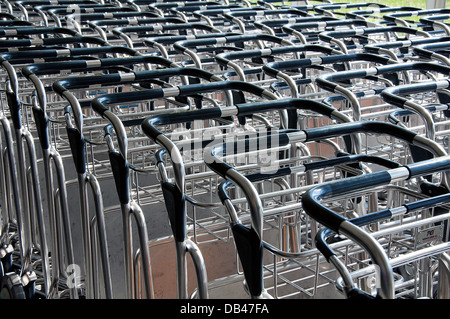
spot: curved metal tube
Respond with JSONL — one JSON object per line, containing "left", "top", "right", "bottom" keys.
{"left": 380, "top": 80, "right": 450, "bottom": 140}
{"left": 316, "top": 61, "right": 450, "bottom": 122}
{"left": 263, "top": 52, "right": 396, "bottom": 98}
{"left": 302, "top": 156, "right": 450, "bottom": 298}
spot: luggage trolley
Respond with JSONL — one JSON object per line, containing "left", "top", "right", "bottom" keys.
{"left": 219, "top": 8, "right": 312, "bottom": 35}
{"left": 260, "top": 52, "right": 400, "bottom": 152}
{"left": 91, "top": 79, "right": 289, "bottom": 298}
{"left": 210, "top": 152, "right": 401, "bottom": 298}
{"left": 48, "top": 59, "right": 215, "bottom": 299}
{"left": 112, "top": 22, "right": 224, "bottom": 55}
{"left": 1, "top": 0, "right": 449, "bottom": 301}
{"left": 55, "top": 10, "right": 165, "bottom": 38}
{"left": 86, "top": 15, "right": 186, "bottom": 44}
{"left": 310, "top": 2, "right": 391, "bottom": 19}
{"left": 172, "top": 34, "right": 295, "bottom": 76}
{"left": 362, "top": 36, "right": 450, "bottom": 63}
{"left": 252, "top": 15, "right": 340, "bottom": 39}
{"left": 0, "top": 55, "right": 69, "bottom": 299}
{"left": 318, "top": 26, "right": 432, "bottom": 55}
{"left": 3, "top": 35, "right": 155, "bottom": 296}
{"left": 419, "top": 13, "right": 450, "bottom": 37}
{"left": 280, "top": 19, "right": 380, "bottom": 46}
{"left": 344, "top": 5, "right": 423, "bottom": 27}
{"left": 261, "top": 51, "right": 397, "bottom": 102}
{"left": 214, "top": 45, "right": 338, "bottom": 85}
{"left": 0, "top": 11, "right": 34, "bottom": 27}
{"left": 0, "top": 29, "right": 135, "bottom": 100}
{"left": 413, "top": 40, "right": 450, "bottom": 65}
{"left": 18, "top": 52, "right": 176, "bottom": 300}
{"left": 380, "top": 80, "right": 450, "bottom": 154}
{"left": 0, "top": 34, "right": 131, "bottom": 300}
{"left": 3, "top": 0, "right": 100, "bottom": 25}
{"left": 55, "top": 66, "right": 239, "bottom": 299}
{"left": 30, "top": 2, "right": 135, "bottom": 29}
{"left": 0, "top": 39, "right": 139, "bottom": 152}
{"left": 383, "top": 8, "right": 450, "bottom": 31}
{"left": 0, "top": 58, "right": 27, "bottom": 301}
{"left": 141, "top": 95, "right": 353, "bottom": 299}
{"left": 126, "top": 0, "right": 226, "bottom": 19}
{"left": 0, "top": 24, "right": 80, "bottom": 44}
{"left": 143, "top": 31, "right": 242, "bottom": 64}
{"left": 190, "top": 6, "right": 266, "bottom": 32}
{"left": 204, "top": 120, "right": 448, "bottom": 298}
{"left": 302, "top": 155, "right": 450, "bottom": 298}
{"left": 315, "top": 62, "right": 450, "bottom": 127}
{"left": 167, "top": 3, "right": 246, "bottom": 26}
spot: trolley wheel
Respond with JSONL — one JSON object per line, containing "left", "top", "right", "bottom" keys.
{"left": 396, "top": 264, "right": 415, "bottom": 281}
{"left": 0, "top": 272, "right": 25, "bottom": 299}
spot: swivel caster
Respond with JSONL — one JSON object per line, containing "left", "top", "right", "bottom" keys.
{"left": 0, "top": 272, "right": 25, "bottom": 299}
{"left": 1, "top": 244, "right": 14, "bottom": 273}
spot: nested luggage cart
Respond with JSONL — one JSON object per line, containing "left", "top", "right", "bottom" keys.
{"left": 51, "top": 60, "right": 227, "bottom": 299}
{"left": 204, "top": 119, "right": 448, "bottom": 299}
{"left": 0, "top": 0, "right": 449, "bottom": 301}
{"left": 302, "top": 155, "right": 450, "bottom": 298}
{"left": 0, "top": 32, "right": 136, "bottom": 300}
{"left": 90, "top": 79, "right": 286, "bottom": 299}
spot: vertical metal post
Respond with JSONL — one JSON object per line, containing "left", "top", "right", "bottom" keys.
{"left": 426, "top": 0, "right": 447, "bottom": 9}
{"left": 438, "top": 253, "right": 450, "bottom": 299}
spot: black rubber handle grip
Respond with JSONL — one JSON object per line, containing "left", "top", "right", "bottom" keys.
{"left": 302, "top": 170, "right": 393, "bottom": 232}
{"left": 303, "top": 121, "right": 418, "bottom": 144}
{"left": 92, "top": 80, "right": 265, "bottom": 116}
